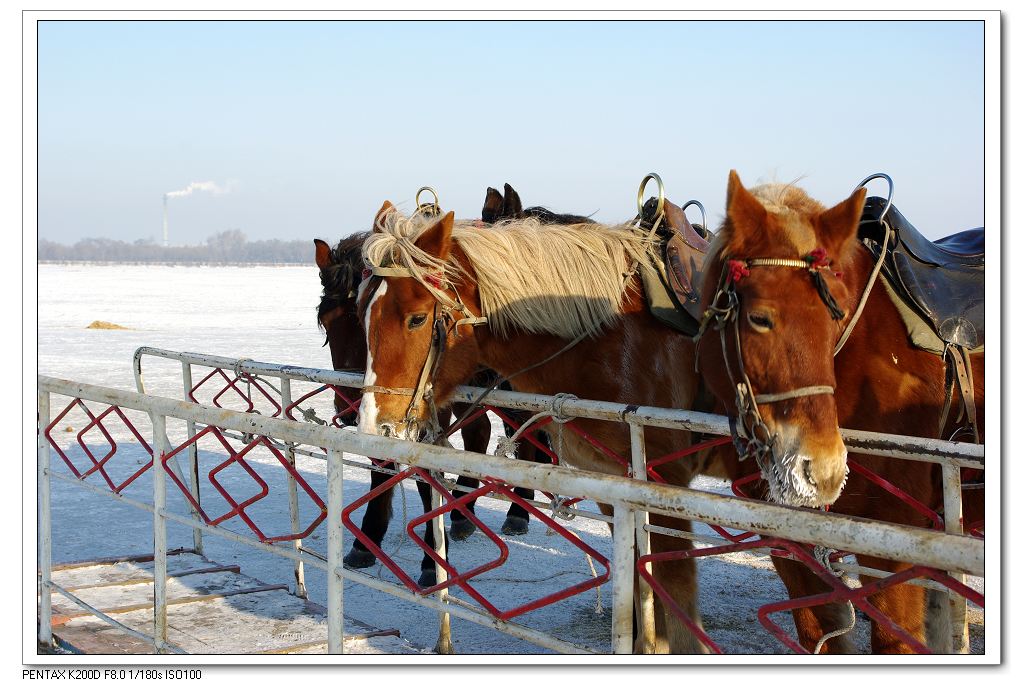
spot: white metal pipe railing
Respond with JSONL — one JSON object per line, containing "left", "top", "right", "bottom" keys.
{"left": 39, "top": 423, "right": 603, "bottom": 655}
{"left": 39, "top": 375, "right": 984, "bottom": 577}
{"left": 42, "top": 351, "right": 987, "bottom": 655}
{"left": 133, "top": 346, "right": 984, "bottom": 648}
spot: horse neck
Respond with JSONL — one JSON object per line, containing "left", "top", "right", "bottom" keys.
{"left": 472, "top": 286, "right": 695, "bottom": 408}
{"left": 831, "top": 242, "right": 953, "bottom": 433}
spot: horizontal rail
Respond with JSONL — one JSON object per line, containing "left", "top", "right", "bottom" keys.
{"left": 134, "top": 346, "right": 984, "bottom": 468}
{"left": 40, "top": 375, "right": 983, "bottom": 577}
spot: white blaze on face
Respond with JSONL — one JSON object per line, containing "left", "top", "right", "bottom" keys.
{"left": 358, "top": 280, "right": 387, "bottom": 435}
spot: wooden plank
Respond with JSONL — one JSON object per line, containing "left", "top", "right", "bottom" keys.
{"left": 48, "top": 552, "right": 214, "bottom": 590}
{"left": 63, "top": 564, "right": 241, "bottom": 592}
{"left": 50, "top": 548, "right": 193, "bottom": 571}
{"left": 54, "top": 582, "right": 289, "bottom": 620}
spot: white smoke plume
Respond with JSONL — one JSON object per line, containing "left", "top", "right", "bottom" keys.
{"left": 165, "top": 180, "right": 229, "bottom": 199}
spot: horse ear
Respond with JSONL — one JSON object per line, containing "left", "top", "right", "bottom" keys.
{"left": 725, "top": 170, "right": 766, "bottom": 232}
{"left": 373, "top": 200, "right": 395, "bottom": 233}
{"left": 313, "top": 238, "right": 333, "bottom": 270}
{"left": 503, "top": 183, "right": 523, "bottom": 218}
{"left": 818, "top": 187, "right": 867, "bottom": 256}
{"left": 481, "top": 187, "right": 504, "bottom": 224}
{"left": 415, "top": 211, "right": 454, "bottom": 260}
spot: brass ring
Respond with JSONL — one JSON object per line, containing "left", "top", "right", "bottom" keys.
{"left": 637, "top": 173, "right": 665, "bottom": 221}
{"left": 415, "top": 186, "right": 441, "bottom": 216}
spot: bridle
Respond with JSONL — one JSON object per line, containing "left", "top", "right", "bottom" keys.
{"left": 695, "top": 248, "right": 846, "bottom": 470}
{"left": 360, "top": 265, "right": 489, "bottom": 442}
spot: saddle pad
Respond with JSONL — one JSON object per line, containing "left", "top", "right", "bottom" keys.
{"left": 859, "top": 197, "right": 984, "bottom": 351}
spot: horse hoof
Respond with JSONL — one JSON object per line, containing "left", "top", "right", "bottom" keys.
{"left": 343, "top": 547, "right": 377, "bottom": 570}
{"left": 501, "top": 515, "right": 529, "bottom": 536}
{"left": 449, "top": 518, "right": 477, "bottom": 541}
{"left": 418, "top": 568, "right": 437, "bottom": 587}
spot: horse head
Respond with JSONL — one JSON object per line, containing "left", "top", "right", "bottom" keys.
{"left": 358, "top": 203, "right": 486, "bottom": 441}
{"left": 314, "top": 233, "right": 369, "bottom": 426}
{"left": 697, "top": 170, "right": 866, "bottom": 507}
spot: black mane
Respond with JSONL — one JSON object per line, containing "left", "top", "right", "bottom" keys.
{"left": 522, "top": 206, "right": 596, "bottom": 225}
{"left": 317, "top": 230, "right": 369, "bottom": 324}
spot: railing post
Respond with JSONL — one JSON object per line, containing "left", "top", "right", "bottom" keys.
{"left": 280, "top": 378, "right": 308, "bottom": 598}
{"left": 612, "top": 503, "right": 636, "bottom": 654}
{"left": 628, "top": 422, "right": 656, "bottom": 653}
{"left": 151, "top": 412, "right": 170, "bottom": 653}
{"left": 431, "top": 474, "right": 454, "bottom": 654}
{"left": 326, "top": 447, "right": 345, "bottom": 654}
{"left": 37, "top": 388, "right": 53, "bottom": 651}
{"left": 942, "top": 462, "right": 969, "bottom": 653}
{"left": 181, "top": 361, "right": 203, "bottom": 555}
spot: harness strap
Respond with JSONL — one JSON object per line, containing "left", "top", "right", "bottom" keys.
{"left": 834, "top": 223, "right": 891, "bottom": 355}
{"left": 362, "top": 385, "right": 416, "bottom": 396}
{"left": 370, "top": 266, "right": 417, "bottom": 279}
{"left": 755, "top": 385, "right": 834, "bottom": 404}
{"left": 369, "top": 265, "right": 489, "bottom": 328}
{"left": 940, "top": 344, "right": 980, "bottom": 444}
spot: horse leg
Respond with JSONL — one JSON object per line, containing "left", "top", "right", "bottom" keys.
{"left": 415, "top": 476, "right": 441, "bottom": 587}
{"left": 769, "top": 555, "right": 857, "bottom": 654}
{"left": 344, "top": 462, "right": 397, "bottom": 570}
{"left": 856, "top": 555, "right": 937, "bottom": 654}
{"left": 449, "top": 407, "right": 491, "bottom": 541}
{"left": 646, "top": 514, "right": 707, "bottom": 653}
{"left": 498, "top": 411, "right": 556, "bottom": 536}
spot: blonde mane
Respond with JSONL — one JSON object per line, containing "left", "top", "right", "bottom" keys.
{"left": 362, "top": 209, "right": 657, "bottom": 339}
{"left": 710, "top": 181, "right": 826, "bottom": 260}
{"left": 750, "top": 182, "right": 826, "bottom": 215}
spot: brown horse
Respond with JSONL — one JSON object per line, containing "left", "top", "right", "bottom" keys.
{"left": 357, "top": 203, "right": 720, "bottom": 653}
{"left": 313, "top": 184, "right": 584, "bottom": 585}
{"left": 696, "top": 171, "right": 984, "bottom": 653}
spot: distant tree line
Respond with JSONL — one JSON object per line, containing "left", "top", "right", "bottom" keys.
{"left": 38, "top": 230, "right": 317, "bottom": 264}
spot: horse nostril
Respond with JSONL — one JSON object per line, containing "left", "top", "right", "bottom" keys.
{"left": 379, "top": 423, "right": 395, "bottom": 438}
{"left": 802, "top": 459, "right": 816, "bottom": 486}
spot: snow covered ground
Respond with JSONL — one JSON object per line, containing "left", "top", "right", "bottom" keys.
{"left": 36, "top": 263, "right": 981, "bottom": 656}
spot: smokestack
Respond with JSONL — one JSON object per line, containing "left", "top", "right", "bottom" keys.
{"left": 162, "top": 194, "right": 169, "bottom": 247}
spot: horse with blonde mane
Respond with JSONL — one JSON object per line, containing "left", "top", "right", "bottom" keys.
{"left": 697, "top": 171, "right": 984, "bottom": 653}
{"left": 357, "top": 202, "right": 720, "bottom": 653}
{"left": 314, "top": 185, "right": 581, "bottom": 586}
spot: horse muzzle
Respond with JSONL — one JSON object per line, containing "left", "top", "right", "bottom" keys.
{"left": 760, "top": 423, "right": 849, "bottom": 508}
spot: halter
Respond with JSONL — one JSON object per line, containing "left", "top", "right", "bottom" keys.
{"left": 360, "top": 264, "right": 489, "bottom": 442}
{"left": 696, "top": 248, "right": 845, "bottom": 468}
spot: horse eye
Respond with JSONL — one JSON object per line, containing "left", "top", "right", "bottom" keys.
{"left": 747, "top": 311, "right": 774, "bottom": 331}
{"left": 408, "top": 313, "right": 429, "bottom": 330}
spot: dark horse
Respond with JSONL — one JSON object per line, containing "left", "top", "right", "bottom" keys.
{"left": 314, "top": 184, "right": 590, "bottom": 586}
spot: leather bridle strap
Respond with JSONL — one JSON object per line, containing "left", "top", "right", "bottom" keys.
{"left": 755, "top": 385, "right": 835, "bottom": 404}
{"left": 369, "top": 265, "right": 489, "bottom": 328}
{"left": 696, "top": 253, "right": 840, "bottom": 463}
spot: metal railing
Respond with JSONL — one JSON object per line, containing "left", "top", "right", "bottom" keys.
{"left": 35, "top": 347, "right": 984, "bottom": 655}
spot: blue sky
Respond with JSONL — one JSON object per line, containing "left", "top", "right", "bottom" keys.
{"left": 37, "top": 20, "right": 985, "bottom": 244}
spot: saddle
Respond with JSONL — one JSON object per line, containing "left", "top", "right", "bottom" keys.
{"left": 858, "top": 196, "right": 984, "bottom": 443}
{"left": 858, "top": 196, "right": 985, "bottom": 351}
{"left": 637, "top": 197, "right": 712, "bottom": 337}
